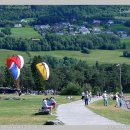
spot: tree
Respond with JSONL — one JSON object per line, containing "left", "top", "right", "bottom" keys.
{"left": 60, "top": 82, "right": 83, "bottom": 95}
{"left": 1, "top": 27, "right": 11, "bottom": 35}
{"left": 31, "top": 55, "right": 45, "bottom": 91}
{"left": 81, "top": 47, "right": 90, "bottom": 54}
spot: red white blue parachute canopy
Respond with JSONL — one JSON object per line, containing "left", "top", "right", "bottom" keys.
{"left": 6, "top": 55, "right": 24, "bottom": 80}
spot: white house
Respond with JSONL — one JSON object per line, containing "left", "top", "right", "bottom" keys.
{"left": 107, "top": 20, "right": 114, "bottom": 25}
{"left": 93, "top": 27, "right": 101, "bottom": 34}
{"left": 21, "top": 19, "right": 28, "bottom": 23}
{"left": 14, "top": 24, "right": 22, "bottom": 28}
{"left": 79, "top": 26, "right": 90, "bottom": 34}
{"left": 93, "top": 20, "right": 101, "bottom": 25}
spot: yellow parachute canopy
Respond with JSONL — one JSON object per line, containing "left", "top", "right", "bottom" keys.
{"left": 36, "top": 62, "right": 50, "bottom": 80}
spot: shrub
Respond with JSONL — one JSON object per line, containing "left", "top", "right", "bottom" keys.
{"left": 0, "top": 32, "right": 5, "bottom": 37}
{"left": 81, "top": 47, "right": 90, "bottom": 54}
{"left": 60, "top": 82, "right": 83, "bottom": 95}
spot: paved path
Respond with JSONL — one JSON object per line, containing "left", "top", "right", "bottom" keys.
{"left": 56, "top": 97, "right": 123, "bottom": 125}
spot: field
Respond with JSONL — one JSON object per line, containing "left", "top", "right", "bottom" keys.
{"left": 121, "top": 38, "right": 130, "bottom": 50}
{"left": 11, "top": 27, "right": 42, "bottom": 39}
{"left": 115, "top": 16, "right": 130, "bottom": 21}
{"left": 110, "top": 24, "right": 130, "bottom": 34}
{"left": 0, "top": 27, "right": 42, "bottom": 39}
{"left": 88, "top": 99, "right": 130, "bottom": 125}
{"left": 0, "top": 94, "right": 80, "bottom": 125}
{"left": 1, "top": 49, "right": 130, "bottom": 66}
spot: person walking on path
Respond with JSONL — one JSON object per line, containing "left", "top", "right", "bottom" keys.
{"left": 81, "top": 91, "right": 85, "bottom": 100}
{"left": 102, "top": 91, "right": 108, "bottom": 107}
{"left": 84, "top": 91, "right": 89, "bottom": 105}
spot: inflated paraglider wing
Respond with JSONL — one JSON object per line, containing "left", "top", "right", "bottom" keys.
{"left": 36, "top": 62, "right": 50, "bottom": 80}
{"left": 9, "top": 62, "right": 20, "bottom": 80}
{"left": 7, "top": 55, "right": 24, "bottom": 69}
{"left": 6, "top": 55, "right": 24, "bottom": 80}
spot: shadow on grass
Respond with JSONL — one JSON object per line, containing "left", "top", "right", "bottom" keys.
{"left": 33, "top": 112, "right": 49, "bottom": 116}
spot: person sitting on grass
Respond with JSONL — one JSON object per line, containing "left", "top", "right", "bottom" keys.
{"left": 42, "top": 98, "right": 53, "bottom": 115}
{"left": 50, "top": 97, "right": 56, "bottom": 108}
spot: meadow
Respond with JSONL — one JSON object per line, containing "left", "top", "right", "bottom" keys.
{"left": 0, "top": 27, "right": 42, "bottom": 39}
{"left": 110, "top": 24, "right": 130, "bottom": 34}
{"left": 121, "top": 38, "right": 130, "bottom": 50}
{"left": 1, "top": 49, "right": 130, "bottom": 66}
{"left": 0, "top": 94, "right": 80, "bottom": 125}
{"left": 88, "top": 98, "right": 130, "bottom": 125}
{"left": 11, "top": 27, "right": 42, "bottom": 39}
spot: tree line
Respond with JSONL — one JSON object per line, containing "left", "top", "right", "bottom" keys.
{"left": 0, "top": 33, "right": 124, "bottom": 51}
{"left": 1, "top": 55, "right": 130, "bottom": 95}
{"left": 0, "top": 5, "right": 130, "bottom": 27}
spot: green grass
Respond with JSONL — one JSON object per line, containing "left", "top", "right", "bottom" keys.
{"left": 0, "top": 94, "right": 80, "bottom": 125}
{"left": 30, "top": 49, "right": 130, "bottom": 65}
{"left": 1, "top": 49, "right": 130, "bottom": 66}
{"left": 88, "top": 99, "right": 130, "bottom": 125}
{"left": 11, "top": 27, "right": 42, "bottom": 39}
{"left": 121, "top": 38, "right": 130, "bottom": 50}
{"left": 110, "top": 24, "right": 130, "bottom": 34}
{"left": 0, "top": 49, "right": 29, "bottom": 66}
{"left": 115, "top": 16, "right": 130, "bottom": 21}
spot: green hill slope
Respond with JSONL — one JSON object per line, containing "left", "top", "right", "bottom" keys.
{"left": 1, "top": 49, "right": 130, "bottom": 66}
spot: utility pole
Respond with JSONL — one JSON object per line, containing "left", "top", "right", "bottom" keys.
{"left": 116, "top": 64, "right": 123, "bottom": 95}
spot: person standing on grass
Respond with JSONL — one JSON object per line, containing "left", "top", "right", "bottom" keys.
{"left": 115, "top": 92, "right": 119, "bottom": 107}
{"left": 89, "top": 91, "right": 92, "bottom": 102}
{"left": 84, "top": 91, "right": 89, "bottom": 105}
{"left": 102, "top": 91, "right": 108, "bottom": 107}
{"left": 118, "top": 93, "right": 123, "bottom": 107}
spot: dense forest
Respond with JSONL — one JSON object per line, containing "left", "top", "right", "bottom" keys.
{"left": 0, "top": 33, "right": 124, "bottom": 51}
{"left": 0, "top": 5, "right": 130, "bottom": 26}
{"left": 1, "top": 56, "right": 130, "bottom": 94}
{"left": 0, "top": 5, "right": 128, "bottom": 51}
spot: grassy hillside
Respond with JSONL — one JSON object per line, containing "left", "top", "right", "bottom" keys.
{"left": 110, "top": 24, "right": 130, "bottom": 34}
{"left": 115, "top": 16, "right": 130, "bottom": 21}
{"left": 11, "top": 27, "right": 42, "bottom": 39}
{"left": 121, "top": 38, "right": 130, "bottom": 50}
{"left": 1, "top": 49, "right": 130, "bottom": 66}
{"left": 0, "top": 27, "right": 42, "bottom": 39}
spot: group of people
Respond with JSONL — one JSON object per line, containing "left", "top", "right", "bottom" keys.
{"left": 82, "top": 90, "right": 124, "bottom": 108}
{"left": 81, "top": 91, "right": 92, "bottom": 105}
{"left": 41, "top": 97, "right": 56, "bottom": 114}
{"left": 102, "top": 91, "right": 123, "bottom": 107}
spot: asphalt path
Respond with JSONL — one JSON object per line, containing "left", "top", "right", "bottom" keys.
{"left": 56, "top": 97, "right": 124, "bottom": 125}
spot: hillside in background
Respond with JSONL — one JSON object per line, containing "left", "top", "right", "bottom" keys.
{"left": 0, "top": 5, "right": 130, "bottom": 26}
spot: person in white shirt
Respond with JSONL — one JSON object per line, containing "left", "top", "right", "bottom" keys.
{"left": 115, "top": 93, "right": 119, "bottom": 107}
{"left": 89, "top": 91, "right": 92, "bottom": 102}
{"left": 42, "top": 98, "right": 53, "bottom": 114}
{"left": 81, "top": 91, "right": 85, "bottom": 100}
{"left": 102, "top": 91, "right": 108, "bottom": 106}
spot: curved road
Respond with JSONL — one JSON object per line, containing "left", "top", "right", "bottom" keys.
{"left": 56, "top": 98, "right": 123, "bottom": 125}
